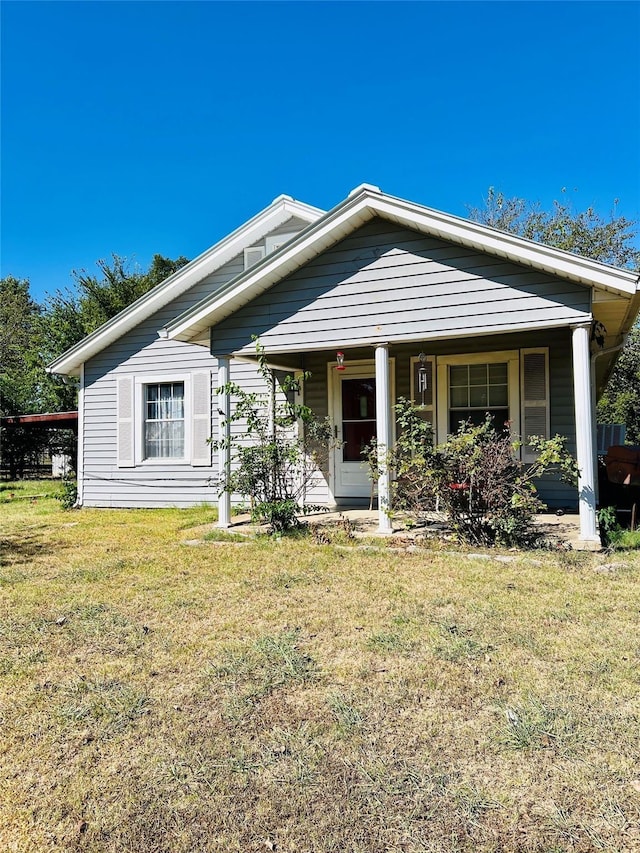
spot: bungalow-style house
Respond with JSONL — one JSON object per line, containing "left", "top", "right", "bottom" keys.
{"left": 48, "top": 185, "right": 640, "bottom": 546}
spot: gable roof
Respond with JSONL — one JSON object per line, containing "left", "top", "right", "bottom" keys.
{"left": 165, "top": 184, "right": 640, "bottom": 346}
{"left": 47, "top": 195, "right": 324, "bottom": 376}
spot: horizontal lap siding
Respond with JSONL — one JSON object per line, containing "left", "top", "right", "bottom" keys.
{"left": 82, "top": 253, "right": 242, "bottom": 508}
{"left": 536, "top": 336, "right": 578, "bottom": 510}
{"left": 83, "top": 363, "right": 219, "bottom": 508}
{"left": 80, "top": 216, "right": 316, "bottom": 508}
{"left": 301, "top": 353, "right": 332, "bottom": 504}
{"left": 210, "top": 220, "right": 591, "bottom": 355}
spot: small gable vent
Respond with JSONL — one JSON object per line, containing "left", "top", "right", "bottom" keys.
{"left": 265, "top": 232, "right": 298, "bottom": 255}
{"left": 244, "top": 246, "right": 265, "bottom": 270}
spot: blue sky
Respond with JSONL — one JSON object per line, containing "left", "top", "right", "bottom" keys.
{"left": 2, "top": 1, "right": 639, "bottom": 303}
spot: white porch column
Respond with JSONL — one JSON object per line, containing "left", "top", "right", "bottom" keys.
{"left": 375, "top": 343, "right": 393, "bottom": 534}
{"left": 571, "top": 324, "right": 598, "bottom": 542}
{"left": 217, "top": 356, "right": 231, "bottom": 528}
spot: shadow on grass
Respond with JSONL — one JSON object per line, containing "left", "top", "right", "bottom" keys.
{"left": 0, "top": 531, "right": 70, "bottom": 566}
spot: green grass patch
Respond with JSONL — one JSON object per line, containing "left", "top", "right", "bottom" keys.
{"left": 202, "top": 528, "right": 249, "bottom": 543}
{"left": 1, "top": 493, "right": 640, "bottom": 852}
{"left": 610, "top": 527, "right": 640, "bottom": 550}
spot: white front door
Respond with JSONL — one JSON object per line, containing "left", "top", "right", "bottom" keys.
{"left": 331, "top": 363, "right": 377, "bottom": 498}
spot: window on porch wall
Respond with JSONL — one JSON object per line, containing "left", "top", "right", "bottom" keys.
{"left": 448, "top": 362, "right": 509, "bottom": 433}
{"left": 436, "top": 351, "right": 522, "bottom": 446}
{"left": 433, "top": 349, "right": 549, "bottom": 455}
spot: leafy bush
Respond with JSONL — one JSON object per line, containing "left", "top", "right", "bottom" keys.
{"left": 597, "top": 505, "right": 640, "bottom": 550}
{"left": 597, "top": 505, "right": 620, "bottom": 548}
{"left": 56, "top": 478, "right": 78, "bottom": 509}
{"left": 212, "top": 341, "right": 334, "bottom": 534}
{"left": 373, "top": 400, "right": 578, "bottom": 547}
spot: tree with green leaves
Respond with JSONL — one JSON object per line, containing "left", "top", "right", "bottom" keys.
{"left": 1, "top": 276, "right": 42, "bottom": 417}
{"left": 468, "top": 187, "right": 640, "bottom": 270}
{"left": 596, "top": 325, "right": 640, "bottom": 443}
{"left": 2, "top": 254, "right": 189, "bottom": 477}
{"left": 0, "top": 276, "right": 75, "bottom": 477}
{"left": 213, "top": 341, "right": 333, "bottom": 533}
{"left": 468, "top": 189, "right": 640, "bottom": 441}
{"left": 43, "top": 253, "right": 190, "bottom": 359}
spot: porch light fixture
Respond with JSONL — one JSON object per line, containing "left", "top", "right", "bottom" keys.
{"left": 335, "top": 351, "right": 346, "bottom": 371}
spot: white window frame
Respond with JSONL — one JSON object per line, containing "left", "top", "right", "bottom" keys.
{"left": 436, "top": 351, "right": 520, "bottom": 446}
{"left": 134, "top": 374, "right": 192, "bottom": 465}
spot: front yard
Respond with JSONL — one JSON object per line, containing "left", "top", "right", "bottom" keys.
{"left": 1, "top": 485, "right": 639, "bottom": 852}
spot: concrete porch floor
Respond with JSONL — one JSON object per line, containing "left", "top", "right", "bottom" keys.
{"left": 228, "top": 508, "right": 595, "bottom": 550}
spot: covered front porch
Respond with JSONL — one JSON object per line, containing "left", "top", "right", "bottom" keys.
{"left": 214, "top": 322, "right": 599, "bottom": 547}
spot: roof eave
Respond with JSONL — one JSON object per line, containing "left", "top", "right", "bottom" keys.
{"left": 46, "top": 196, "right": 325, "bottom": 377}
{"left": 166, "top": 188, "right": 640, "bottom": 344}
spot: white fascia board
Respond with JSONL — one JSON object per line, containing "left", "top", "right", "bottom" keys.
{"left": 166, "top": 187, "right": 638, "bottom": 345}
{"left": 46, "top": 197, "right": 324, "bottom": 376}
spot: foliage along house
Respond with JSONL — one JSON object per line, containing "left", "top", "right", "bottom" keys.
{"left": 48, "top": 185, "right": 640, "bottom": 546}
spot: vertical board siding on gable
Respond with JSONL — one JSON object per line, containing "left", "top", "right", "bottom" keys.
{"left": 209, "top": 220, "right": 592, "bottom": 356}
{"left": 235, "top": 216, "right": 313, "bottom": 255}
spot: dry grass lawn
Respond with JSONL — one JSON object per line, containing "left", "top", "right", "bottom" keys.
{"left": 1, "top": 483, "right": 639, "bottom": 852}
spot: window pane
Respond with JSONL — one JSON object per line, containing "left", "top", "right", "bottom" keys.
{"left": 469, "top": 386, "right": 488, "bottom": 407}
{"left": 449, "top": 365, "right": 468, "bottom": 387}
{"left": 342, "top": 421, "right": 376, "bottom": 462}
{"left": 469, "top": 364, "right": 487, "bottom": 386}
{"left": 450, "top": 386, "right": 468, "bottom": 408}
{"left": 489, "top": 363, "right": 508, "bottom": 384}
{"left": 450, "top": 408, "right": 509, "bottom": 434}
{"left": 341, "top": 379, "right": 375, "bottom": 420}
{"left": 489, "top": 384, "right": 508, "bottom": 406}
{"left": 144, "top": 382, "right": 185, "bottom": 459}
{"left": 448, "top": 361, "right": 510, "bottom": 435}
